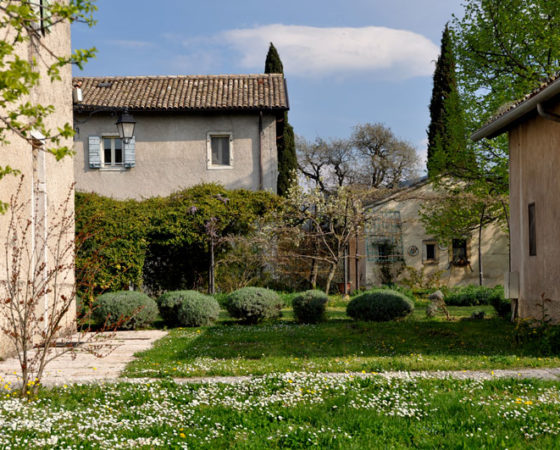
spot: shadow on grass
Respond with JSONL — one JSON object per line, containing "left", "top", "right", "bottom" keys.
{"left": 166, "top": 316, "right": 543, "bottom": 362}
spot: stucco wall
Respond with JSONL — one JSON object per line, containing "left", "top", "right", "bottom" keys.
{"left": 509, "top": 110, "right": 560, "bottom": 322}
{"left": 354, "top": 183, "right": 509, "bottom": 289}
{"left": 0, "top": 13, "right": 75, "bottom": 357}
{"left": 73, "top": 112, "right": 279, "bottom": 199}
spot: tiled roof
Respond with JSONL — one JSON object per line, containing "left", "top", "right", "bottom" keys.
{"left": 73, "top": 74, "right": 289, "bottom": 112}
{"left": 474, "top": 72, "right": 560, "bottom": 136}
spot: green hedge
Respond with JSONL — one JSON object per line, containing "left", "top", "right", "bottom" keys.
{"left": 347, "top": 289, "right": 414, "bottom": 322}
{"left": 226, "top": 287, "right": 283, "bottom": 324}
{"left": 92, "top": 291, "right": 158, "bottom": 330}
{"left": 292, "top": 290, "right": 328, "bottom": 324}
{"left": 76, "top": 184, "right": 279, "bottom": 297}
{"left": 445, "top": 285, "right": 505, "bottom": 306}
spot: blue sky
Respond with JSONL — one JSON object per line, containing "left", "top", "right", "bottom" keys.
{"left": 72, "top": 0, "right": 465, "bottom": 170}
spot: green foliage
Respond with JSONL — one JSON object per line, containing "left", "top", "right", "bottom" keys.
{"left": 174, "top": 291, "right": 220, "bottom": 327}
{"left": 264, "top": 42, "right": 296, "bottom": 196}
{"left": 347, "top": 289, "right": 414, "bottom": 322}
{"left": 488, "top": 286, "right": 510, "bottom": 319}
{"left": 264, "top": 42, "right": 283, "bottom": 73}
{"left": 225, "top": 287, "right": 284, "bottom": 324}
{"left": 0, "top": 1, "right": 97, "bottom": 210}
{"left": 445, "top": 285, "right": 505, "bottom": 307}
{"left": 292, "top": 290, "right": 328, "bottom": 324}
{"left": 92, "top": 291, "right": 158, "bottom": 330}
{"left": 75, "top": 192, "right": 149, "bottom": 301}
{"left": 427, "top": 25, "right": 468, "bottom": 177}
{"left": 156, "top": 291, "right": 185, "bottom": 326}
{"left": 144, "top": 184, "right": 279, "bottom": 293}
{"left": 75, "top": 185, "right": 279, "bottom": 296}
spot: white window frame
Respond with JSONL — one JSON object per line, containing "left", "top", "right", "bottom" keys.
{"left": 100, "top": 134, "right": 125, "bottom": 171}
{"left": 207, "top": 132, "right": 234, "bottom": 170}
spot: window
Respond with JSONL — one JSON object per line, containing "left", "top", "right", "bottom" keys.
{"left": 422, "top": 240, "right": 438, "bottom": 264}
{"left": 529, "top": 202, "right": 536, "bottom": 256}
{"left": 207, "top": 133, "right": 233, "bottom": 169}
{"left": 365, "top": 211, "right": 404, "bottom": 263}
{"left": 103, "top": 137, "right": 123, "bottom": 167}
{"left": 452, "top": 239, "right": 468, "bottom": 266}
{"left": 31, "top": 0, "right": 52, "bottom": 36}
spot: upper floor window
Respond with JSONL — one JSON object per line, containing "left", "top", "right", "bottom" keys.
{"left": 422, "top": 240, "right": 438, "bottom": 264}
{"left": 31, "top": 0, "right": 52, "bottom": 36}
{"left": 103, "top": 137, "right": 123, "bottom": 167}
{"left": 207, "top": 133, "right": 233, "bottom": 169}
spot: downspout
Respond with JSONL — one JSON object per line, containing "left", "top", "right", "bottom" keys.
{"left": 537, "top": 103, "right": 560, "bottom": 123}
{"left": 258, "top": 110, "right": 264, "bottom": 190}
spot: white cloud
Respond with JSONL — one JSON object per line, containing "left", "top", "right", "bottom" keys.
{"left": 221, "top": 24, "right": 438, "bottom": 79}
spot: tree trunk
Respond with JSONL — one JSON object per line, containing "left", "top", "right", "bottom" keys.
{"left": 209, "top": 237, "right": 215, "bottom": 295}
{"left": 478, "top": 205, "right": 485, "bottom": 286}
{"left": 309, "top": 258, "right": 318, "bottom": 289}
{"left": 325, "top": 263, "right": 337, "bottom": 295}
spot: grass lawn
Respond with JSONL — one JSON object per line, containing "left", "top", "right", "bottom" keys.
{"left": 2, "top": 376, "right": 559, "bottom": 448}
{"left": 124, "top": 303, "right": 560, "bottom": 379}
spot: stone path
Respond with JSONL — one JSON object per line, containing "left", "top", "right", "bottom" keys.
{"left": 0, "top": 330, "right": 167, "bottom": 386}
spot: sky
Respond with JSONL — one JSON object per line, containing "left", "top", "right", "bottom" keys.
{"left": 71, "top": 0, "right": 465, "bottom": 171}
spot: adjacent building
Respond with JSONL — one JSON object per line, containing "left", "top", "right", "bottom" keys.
{"left": 73, "top": 74, "right": 289, "bottom": 199}
{"left": 349, "top": 180, "right": 509, "bottom": 290}
{"left": 472, "top": 73, "right": 560, "bottom": 322}
{"left": 0, "top": 7, "right": 75, "bottom": 356}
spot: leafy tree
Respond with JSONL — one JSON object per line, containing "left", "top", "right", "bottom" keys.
{"left": 264, "top": 42, "right": 297, "bottom": 196}
{"left": 451, "top": 0, "right": 560, "bottom": 194}
{"left": 427, "top": 25, "right": 468, "bottom": 177}
{"left": 0, "top": 0, "right": 97, "bottom": 212}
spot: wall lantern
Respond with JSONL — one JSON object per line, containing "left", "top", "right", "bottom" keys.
{"left": 115, "top": 108, "right": 136, "bottom": 143}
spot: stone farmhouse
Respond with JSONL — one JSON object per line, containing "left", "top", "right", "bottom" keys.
{"left": 72, "top": 74, "right": 289, "bottom": 199}
{"left": 348, "top": 179, "right": 509, "bottom": 291}
{"left": 472, "top": 73, "right": 560, "bottom": 323}
{"left": 0, "top": 7, "right": 75, "bottom": 357}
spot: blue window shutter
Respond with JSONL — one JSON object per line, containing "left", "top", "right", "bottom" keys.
{"left": 88, "top": 136, "right": 101, "bottom": 168}
{"left": 123, "top": 137, "right": 136, "bottom": 168}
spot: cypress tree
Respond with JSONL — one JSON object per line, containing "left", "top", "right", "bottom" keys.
{"left": 264, "top": 42, "right": 283, "bottom": 74}
{"left": 427, "top": 25, "right": 467, "bottom": 177}
{"left": 265, "top": 42, "right": 297, "bottom": 196}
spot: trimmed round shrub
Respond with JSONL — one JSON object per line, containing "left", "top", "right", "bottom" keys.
{"left": 347, "top": 289, "right": 414, "bottom": 322}
{"left": 156, "top": 291, "right": 185, "bottom": 326}
{"left": 176, "top": 291, "right": 220, "bottom": 327}
{"left": 93, "top": 291, "right": 158, "bottom": 330}
{"left": 292, "top": 290, "right": 328, "bottom": 324}
{"left": 226, "top": 287, "right": 283, "bottom": 324}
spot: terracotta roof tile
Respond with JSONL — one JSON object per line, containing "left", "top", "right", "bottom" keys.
{"left": 73, "top": 74, "right": 289, "bottom": 112}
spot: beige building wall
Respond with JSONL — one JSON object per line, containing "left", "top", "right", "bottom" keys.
{"left": 73, "top": 112, "right": 279, "bottom": 199}
{"left": 509, "top": 111, "right": 560, "bottom": 322}
{"left": 358, "top": 182, "right": 509, "bottom": 289}
{"left": 0, "top": 11, "right": 75, "bottom": 357}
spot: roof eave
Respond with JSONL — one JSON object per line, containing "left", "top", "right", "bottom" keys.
{"left": 471, "top": 77, "right": 560, "bottom": 141}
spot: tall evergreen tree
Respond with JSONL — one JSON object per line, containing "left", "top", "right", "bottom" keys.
{"left": 426, "top": 25, "right": 467, "bottom": 177}
{"left": 265, "top": 42, "right": 297, "bottom": 196}
{"left": 264, "top": 43, "right": 283, "bottom": 74}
